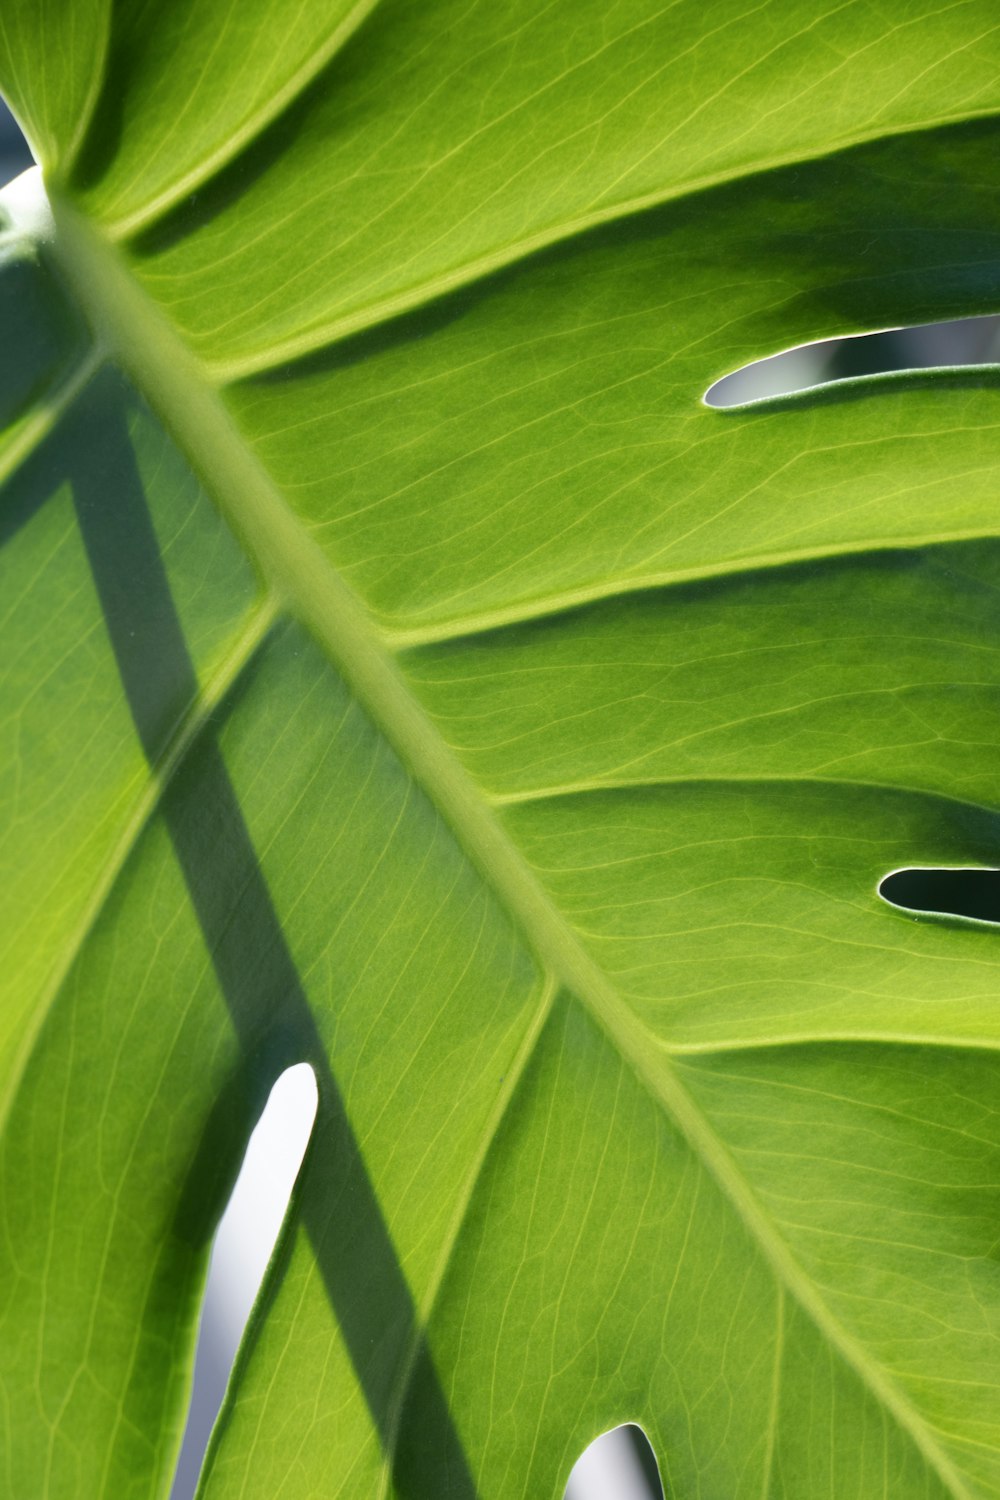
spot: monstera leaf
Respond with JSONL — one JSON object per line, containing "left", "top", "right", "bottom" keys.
{"left": 5, "top": 3, "right": 1000, "bottom": 1496}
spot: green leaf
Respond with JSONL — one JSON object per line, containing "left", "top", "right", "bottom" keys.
{"left": 0, "top": 0, "right": 109, "bottom": 176}
{"left": 3, "top": 5, "right": 1000, "bottom": 1497}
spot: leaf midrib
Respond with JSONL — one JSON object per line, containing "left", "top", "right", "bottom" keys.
{"left": 25, "top": 172, "right": 974, "bottom": 1500}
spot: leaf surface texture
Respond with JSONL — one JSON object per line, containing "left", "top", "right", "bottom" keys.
{"left": 2, "top": 5, "right": 1000, "bottom": 1498}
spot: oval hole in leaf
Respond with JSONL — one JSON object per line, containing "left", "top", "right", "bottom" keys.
{"left": 0, "top": 97, "right": 33, "bottom": 188}
{"left": 879, "top": 868, "right": 1000, "bottom": 925}
{"left": 169, "top": 1063, "right": 318, "bottom": 1500}
{"left": 564, "top": 1423, "right": 664, "bottom": 1500}
{"left": 704, "top": 314, "right": 1000, "bottom": 407}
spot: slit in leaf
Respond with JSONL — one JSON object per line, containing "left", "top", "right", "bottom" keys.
{"left": 705, "top": 314, "right": 1000, "bottom": 407}
{"left": 564, "top": 1423, "right": 664, "bottom": 1500}
{"left": 0, "top": 97, "right": 33, "bottom": 192}
{"left": 168, "top": 1063, "right": 318, "bottom": 1500}
{"left": 879, "top": 868, "right": 1000, "bottom": 925}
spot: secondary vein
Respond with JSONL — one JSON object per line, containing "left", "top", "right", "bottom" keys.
{"left": 0, "top": 595, "right": 279, "bottom": 1137}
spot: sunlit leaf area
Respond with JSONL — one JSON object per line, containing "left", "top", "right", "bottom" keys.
{"left": 4, "top": 8, "right": 1000, "bottom": 1499}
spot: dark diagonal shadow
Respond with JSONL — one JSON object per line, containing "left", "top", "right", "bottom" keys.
{"left": 59, "top": 371, "right": 477, "bottom": 1499}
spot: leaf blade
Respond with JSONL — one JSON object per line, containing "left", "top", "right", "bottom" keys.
{"left": 4, "top": 6, "right": 1000, "bottom": 1497}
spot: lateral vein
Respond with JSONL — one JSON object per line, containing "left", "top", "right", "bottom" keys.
{"left": 206, "top": 103, "right": 1000, "bottom": 383}
{"left": 0, "top": 346, "right": 104, "bottom": 491}
{"left": 0, "top": 596, "right": 279, "bottom": 1136}
{"left": 100, "top": 0, "right": 386, "bottom": 243}
{"left": 374, "top": 972, "right": 559, "bottom": 1500}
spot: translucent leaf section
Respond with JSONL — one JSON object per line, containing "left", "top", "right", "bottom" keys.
{"left": 1, "top": 455, "right": 543, "bottom": 1494}
{"left": 70, "top": 0, "right": 377, "bottom": 234}
{"left": 4, "top": 5, "right": 1000, "bottom": 1500}
{"left": 0, "top": 0, "right": 109, "bottom": 172}
{"left": 0, "top": 308, "right": 260, "bottom": 1107}
{"left": 115, "top": 0, "right": 1000, "bottom": 372}
{"left": 225, "top": 118, "right": 1000, "bottom": 633}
